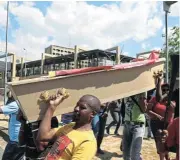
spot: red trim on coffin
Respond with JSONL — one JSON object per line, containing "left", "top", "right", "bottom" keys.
{"left": 132, "top": 58, "right": 145, "bottom": 62}
{"left": 132, "top": 50, "right": 160, "bottom": 62}
{"left": 148, "top": 50, "right": 160, "bottom": 60}
{"left": 52, "top": 51, "right": 160, "bottom": 77}
{"left": 54, "top": 66, "right": 112, "bottom": 76}
{"left": 112, "top": 59, "right": 156, "bottom": 70}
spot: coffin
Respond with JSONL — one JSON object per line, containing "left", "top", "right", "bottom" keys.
{"left": 8, "top": 58, "right": 165, "bottom": 122}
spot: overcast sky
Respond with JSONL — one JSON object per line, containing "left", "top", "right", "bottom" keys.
{"left": 0, "top": 1, "right": 179, "bottom": 60}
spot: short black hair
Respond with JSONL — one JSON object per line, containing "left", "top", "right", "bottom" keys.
{"left": 161, "top": 83, "right": 170, "bottom": 88}
{"left": 79, "top": 95, "right": 101, "bottom": 113}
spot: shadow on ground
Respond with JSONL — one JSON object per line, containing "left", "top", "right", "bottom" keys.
{"left": 96, "top": 151, "right": 123, "bottom": 160}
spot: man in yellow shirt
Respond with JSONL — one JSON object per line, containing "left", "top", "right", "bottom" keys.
{"left": 36, "top": 91, "right": 101, "bottom": 160}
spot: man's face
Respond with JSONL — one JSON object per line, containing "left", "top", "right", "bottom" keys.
{"left": 7, "top": 91, "right": 12, "bottom": 98}
{"left": 72, "top": 100, "right": 94, "bottom": 124}
{"left": 162, "top": 86, "right": 169, "bottom": 95}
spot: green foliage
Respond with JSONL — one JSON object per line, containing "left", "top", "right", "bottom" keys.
{"left": 160, "top": 26, "right": 179, "bottom": 73}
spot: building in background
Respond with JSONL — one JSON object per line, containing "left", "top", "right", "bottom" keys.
{"left": 0, "top": 45, "right": 134, "bottom": 82}
{"left": 45, "top": 45, "right": 75, "bottom": 56}
{"left": 15, "top": 49, "right": 133, "bottom": 78}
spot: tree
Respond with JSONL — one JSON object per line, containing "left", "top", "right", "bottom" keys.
{"left": 160, "top": 26, "right": 179, "bottom": 74}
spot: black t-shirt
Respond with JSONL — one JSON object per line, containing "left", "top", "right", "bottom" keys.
{"left": 22, "top": 117, "right": 58, "bottom": 160}
{"left": 172, "top": 88, "right": 179, "bottom": 118}
{"left": 108, "top": 101, "right": 121, "bottom": 112}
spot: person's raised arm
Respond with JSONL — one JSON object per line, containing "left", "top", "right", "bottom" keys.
{"left": 146, "top": 102, "right": 164, "bottom": 121}
{"left": 155, "top": 73, "right": 168, "bottom": 102}
{"left": 37, "top": 89, "right": 68, "bottom": 143}
{"left": 156, "top": 75, "right": 163, "bottom": 102}
{"left": 138, "top": 94, "right": 147, "bottom": 113}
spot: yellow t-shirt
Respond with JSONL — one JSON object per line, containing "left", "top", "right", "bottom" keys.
{"left": 45, "top": 122, "right": 97, "bottom": 160}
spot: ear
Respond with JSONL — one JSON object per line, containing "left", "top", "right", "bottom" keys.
{"left": 90, "top": 112, "right": 95, "bottom": 119}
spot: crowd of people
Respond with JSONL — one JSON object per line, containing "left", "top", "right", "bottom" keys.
{"left": 0, "top": 72, "right": 179, "bottom": 160}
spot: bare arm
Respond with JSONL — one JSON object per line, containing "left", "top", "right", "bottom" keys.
{"left": 138, "top": 95, "right": 147, "bottom": 113}
{"left": 156, "top": 77, "right": 163, "bottom": 102}
{"left": 36, "top": 107, "right": 57, "bottom": 143}
{"left": 37, "top": 89, "right": 68, "bottom": 148}
{"left": 147, "top": 103, "right": 163, "bottom": 120}
{"left": 156, "top": 77, "right": 168, "bottom": 103}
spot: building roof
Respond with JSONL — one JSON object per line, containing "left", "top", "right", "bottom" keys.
{"left": 16, "top": 49, "right": 134, "bottom": 69}
{"left": 45, "top": 45, "right": 75, "bottom": 50}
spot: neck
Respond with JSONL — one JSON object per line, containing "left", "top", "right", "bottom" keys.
{"left": 74, "top": 122, "right": 92, "bottom": 131}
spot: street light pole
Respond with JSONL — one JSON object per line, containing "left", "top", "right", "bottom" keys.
{"left": 23, "top": 48, "right": 27, "bottom": 77}
{"left": 163, "top": 1, "right": 177, "bottom": 83}
{"left": 165, "top": 11, "right": 168, "bottom": 83}
{"left": 4, "top": 1, "right": 9, "bottom": 104}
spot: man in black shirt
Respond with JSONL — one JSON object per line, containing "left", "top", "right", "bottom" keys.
{"left": 106, "top": 100, "right": 122, "bottom": 135}
{"left": 172, "top": 88, "right": 179, "bottom": 118}
{"left": 17, "top": 110, "right": 58, "bottom": 159}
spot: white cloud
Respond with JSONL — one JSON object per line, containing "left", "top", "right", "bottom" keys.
{"left": 0, "top": 2, "right": 8, "bottom": 28}
{"left": 169, "top": 1, "right": 180, "bottom": 17}
{"left": 141, "top": 42, "right": 150, "bottom": 50}
{"left": 23, "top": 1, "right": 35, "bottom": 7}
{"left": 152, "top": 47, "right": 161, "bottom": 51}
{"left": 0, "top": 1, "right": 163, "bottom": 60}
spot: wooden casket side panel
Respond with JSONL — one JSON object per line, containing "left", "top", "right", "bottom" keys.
{"left": 9, "top": 60, "right": 164, "bottom": 122}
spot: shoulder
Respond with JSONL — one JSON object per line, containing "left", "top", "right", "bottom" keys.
{"left": 74, "top": 131, "right": 97, "bottom": 151}
{"left": 55, "top": 122, "right": 75, "bottom": 135}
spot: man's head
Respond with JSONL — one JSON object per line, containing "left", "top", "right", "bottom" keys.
{"left": 161, "top": 83, "right": 170, "bottom": 95}
{"left": 6, "top": 90, "right": 15, "bottom": 104}
{"left": 73, "top": 95, "right": 101, "bottom": 125}
{"left": 7, "top": 90, "right": 12, "bottom": 98}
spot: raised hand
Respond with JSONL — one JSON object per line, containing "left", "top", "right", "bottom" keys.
{"left": 153, "top": 70, "right": 163, "bottom": 85}
{"left": 49, "top": 88, "right": 69, "bottom": 111}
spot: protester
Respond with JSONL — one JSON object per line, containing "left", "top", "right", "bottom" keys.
{"left": 122, "top": 93, "right": 147, "bottom": 160}
{"left": 147, "top": 73, "right": 175, "bottom": 160}
{"left": 37, "top": 90, "right": 101, "bottom": 160}
{"left": 96, "top": 103, "right": 108, "bottom": 154}
{"left": 145, "top": 114, "right": 152, "bottom": 139}
{"left": 92, "top": 114, "right": 100, "bottom": 138}
{"left": 145, "top": 91, "right": 155, "bottom": 139}
{"left": 172, "top": 88, "right": 179, "bottom": 118}
{"left": 0, "top": 91, "right": 24, "bottom": 160}
{"left": 156, "top": 117, "right": 179, "bottom": 160}
{"left": 17, "top": 109, "right": 59, "bottom": 160}
{"left": 106, "top": 99, "right": 122, "bottom": 135}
